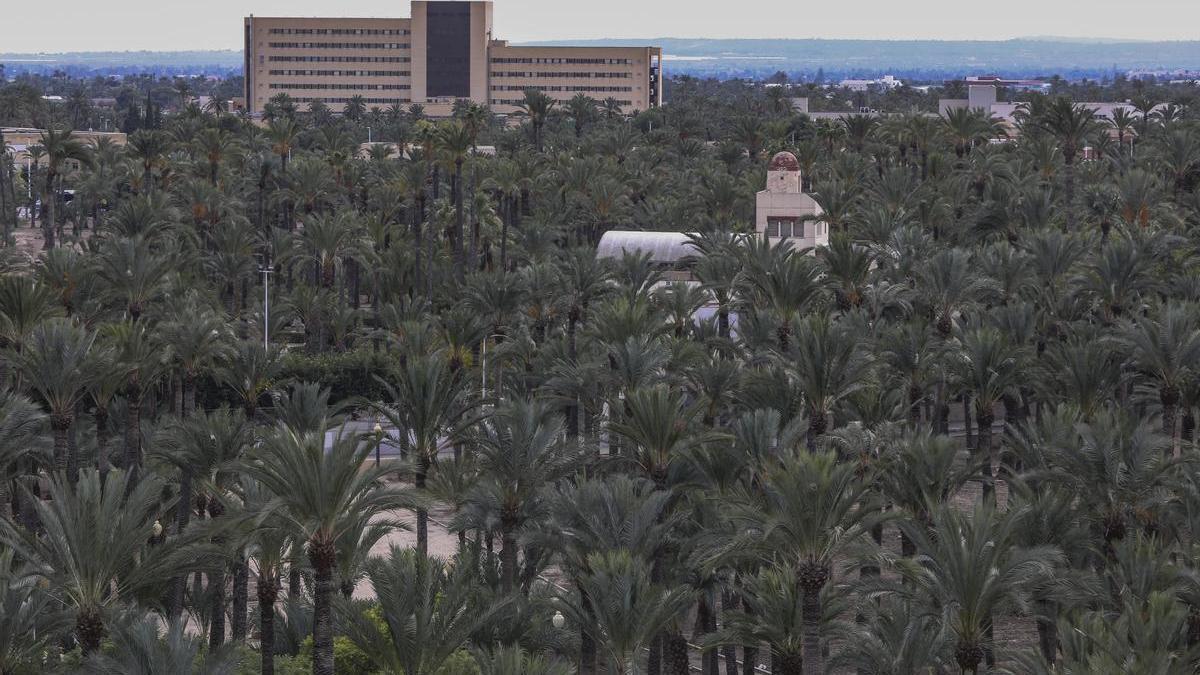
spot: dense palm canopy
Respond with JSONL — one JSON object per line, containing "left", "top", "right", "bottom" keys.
{"left": 0, "top": 74, "right": 1198, "bottom": 675}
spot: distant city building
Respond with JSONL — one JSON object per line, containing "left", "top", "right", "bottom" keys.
{"left": 1, "top": 128, "right": 128, "bottom": 165}
{"left": 962, "top": 75, "right": 1051, "bottom": 93}
{"left": 938, "top": 83, "right": 1162, "bottom": 133}
{"left": 837, "top": 75, "right": 902, "bottom": 92}
{"left": 243, "top": 0, "right": 663, "bottom": 117}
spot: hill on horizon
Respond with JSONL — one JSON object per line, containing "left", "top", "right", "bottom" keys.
{"left": 4, "top": 37, "right": 1200, "bottom": 80}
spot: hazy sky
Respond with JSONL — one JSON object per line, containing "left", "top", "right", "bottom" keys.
{"left": 9, "top": 0, "right": 1200, "bottom": 53}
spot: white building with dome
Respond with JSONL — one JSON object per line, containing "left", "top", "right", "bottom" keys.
{"left": 755, "top": 151, "right": 827, "bottom": 250}
{"left": 597, "top": 151, "right": 827, "bottom": 275}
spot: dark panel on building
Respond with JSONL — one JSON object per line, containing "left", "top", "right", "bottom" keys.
{"left": 244, "top": 21, "right": 253, "bottom": 102}
{"left": 425, "top": 1, "right": 471, "bottom": 98}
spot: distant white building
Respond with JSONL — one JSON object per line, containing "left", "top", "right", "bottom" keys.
{"left": 939, "top": 83, "right": 1165, "bottom": 133}
{"left": 838, "top": 75, "right": 902, "bottom": 92}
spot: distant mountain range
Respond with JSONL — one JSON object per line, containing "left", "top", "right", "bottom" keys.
{"left": 4, "top": 37, "right": 1200, "bottom": 80}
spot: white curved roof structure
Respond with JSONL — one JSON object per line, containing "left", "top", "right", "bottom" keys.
{"left": 596, "top": 231, "right": 700, "bottom": 265}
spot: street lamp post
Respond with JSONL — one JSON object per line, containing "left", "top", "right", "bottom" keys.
{"left": 374, "top": 422, "right": 384, "bottom": 467}
{"left": 259, "top": 265, "right": 274, "bottom": 350}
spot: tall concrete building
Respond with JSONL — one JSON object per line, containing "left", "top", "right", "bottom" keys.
{"left": 243, "top": 0, "right": 662, "bottom": 117}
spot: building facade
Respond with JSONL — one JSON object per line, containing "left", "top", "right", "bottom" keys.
{"left": 244, "top": 1, "right": 662, "bottom": 117}
{"left": 755, "top": 151, "right": 827, "bottom": 250}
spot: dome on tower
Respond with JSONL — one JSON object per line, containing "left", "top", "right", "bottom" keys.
{"left": 768, "top": 151, "right": 800, "bottom": 172}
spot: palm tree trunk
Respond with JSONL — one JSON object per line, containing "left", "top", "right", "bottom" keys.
{"left": 580, "top": 586, "right": 597, "bottom": 675}
{"left": 722, "top": 589, "right": 739, "bottom": 675}
{"left": 1162, "top": 392, "right": 1178, "bottom": 457}
{"left": 209, "top": 567, "right": 227, "bottom": 649}
{"left": 664, "top": 631, "right": 690, "bottom": 675}
{"left": 697, "top": 594, "right": 719, "bottom": 675}
{"left": 977, "top": 409, "right": 994, "bottom": 502}
{"left": 259, "top": 573, "right": 278, "bottom": 675}
{"left": 124, "top": 384, "right": 143, "bottom": 490}
{"left": 42, "top": 173, "right": 56, "bottom": 250}
{"left": 52, "top": 416, "right": 69, "bottom": 476}
{"left": 209, "top": 501, "right": 227, "bottom": 650}
{"left": 499, "top": 197, "right": 511, "bottom": 272}
{"left": 168, "top": 466, "right": 194, "bottom": 621}
{"left": 778, "top": 653, "right": 803, "bottom": 675}
{"left": 76, "top": 607, "right": 105, "bottom": 655}
{"left": 232, "top": 555, "right": 249, "bottom": 642}
{"left": 416, "top": 454, "right": 429, "bottom": 556}
{"left": 801, "top": 585, "right": 823, "bottom": 675}
{"left": 647, "top": 633, "right": 662, "bottom": 675}
{"left": 95, "top": 406, "right": 110, "bottom": 476}
{"left": 1036, "top": 599, "right": 1058, "bottom": 665}
{"left": 310, "top": 539, "right": 336, "bottom": 675}
{"left": 0, "top": 478, "right": 10, "bottom": 522}
{"left": 1063, "top": 159, "right": 1076, "bottom": 231}
{"left": 500, "top": 523, "right": 518, "bottom": 594}
{"left": 742, "top": 593, "right": 758, "bottom": 675}
{"left": 453, "top": 163, "right": 465, "bottom": 280}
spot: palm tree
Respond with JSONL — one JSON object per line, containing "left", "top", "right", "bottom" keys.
{"left": 611, "top": 384, "right": 717, "bottom": 490}
{"left": 0, "top": 549, "right": 73, "bottom": 675}
{"left": 81, "top": 614, "right": 237, "bottom": 675}
{"left": 0, "top": 273, "right": 63, "bottom": 386}
{"left": 162, "top": 301, "right": 231, "bottom": 415}
{"left": 787, "top": 315, "right": 872, "bottom": 448}
{"left": 1038, "top": 99, "right": 1099, "bottom": 231}
{"left": 37, "top": 127, "right": 89, "bottom": 249}
{"left": 12, "top": 317, "right": 95, "bottom": 481}
{"left": 517, "top": 89, "right": 556, "bottom": 152}
{"left": 952, "top": 327, "right": 1024, "bottom": 499}
{"left": 828, "top": 597, "right": 951, "bottom": 674}
{"left": 1121, "top": 302, "right": 1200, "bottom": 449}
{"left": 245, "top": 428, "right": 406, "bottom": 675}
{"left": 724, "top": 450, "right": 876, "bottom": 675}
{"left": 475, "top": 645, "right": 573, "bottom": 675}
{"left": 0, "top": 390, "right": 44, "bottom": 522}
{"left": 544, "top": 476, "right": 674, "bottom": 675}
{"left": 565, "top": 94, "right": 596, "bottom": 138}
{"left": 374, "top": 351, "right": 475, "bottom": 556}
{"left": 892, "top": 503, "right": 1063, "bottom": 674}
{"left": 153, "top": 407, "right": 253, "bottom": 631}
{"left": 339, "top": 546, "right": 504, "bottom": 675}
{"left": 126, "top": 129, "right": 173, "bottom": 194}
{"left": 0, "top": 469, "right": 213, "bottom": 655}
{"left": 438, "top": 121, "right": 474, "bottom": 277}
{"left": 877, "top": 431, "right": 976, "bottom": 556}
{"left": 708, "top": 563, "right": 808, "bottom": 675}
{"left": 1108, "top": 107, "right": 1137, "bottom": 158}
{"left": 101, "top": 320, "right": 166, "bottom": 487}
{"left": 557, "top": 550, "right": 695, "bottom": 675}
{"left": 90, "top": 235, "right": 174, "bottom": 321}
{"left": 461, "top": 399, "right": 578, "bottom": 593}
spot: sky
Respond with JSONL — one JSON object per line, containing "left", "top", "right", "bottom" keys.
{"left": 7, "top": 0, "right": 1200, "bottom": 53}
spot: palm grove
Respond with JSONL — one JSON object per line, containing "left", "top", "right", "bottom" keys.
{"left": 0, "top": 75, "right": 1198, "bottom": 675}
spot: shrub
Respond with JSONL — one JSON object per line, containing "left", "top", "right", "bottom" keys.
{"left": 279, "top": 348, "right": 401, "bottom": 404}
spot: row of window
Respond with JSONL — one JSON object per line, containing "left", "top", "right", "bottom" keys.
{"left": 268, "top": 55, "right": 411, "bottom": 63}
{"left": 268, "top": 42, "right": 410, "bottom": 50}
{"left": 492, "top": 71, "right": 632, "bottom": 79}
{"left": 269, "top": 83, "right": 410, "bottom": 90}
{"left": 268, "top": 69, "right": 410, "bottom": 77}
{"left": 490, "top": 85, "right": 633, "bottom": 93}
{"left": 491, "top": 98, "right": 632, "bottom": 106}
{"left": 290, "top": 97, "right": 410, "bottom": 105}
{"left": 268, "top": 28, "right": 409, "bottom": 36}
{"left": 765, "top": 220, "right": 806, "bottom": 239}
{"left": 491, "top": 57, "right": 632, "bottom": 65}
